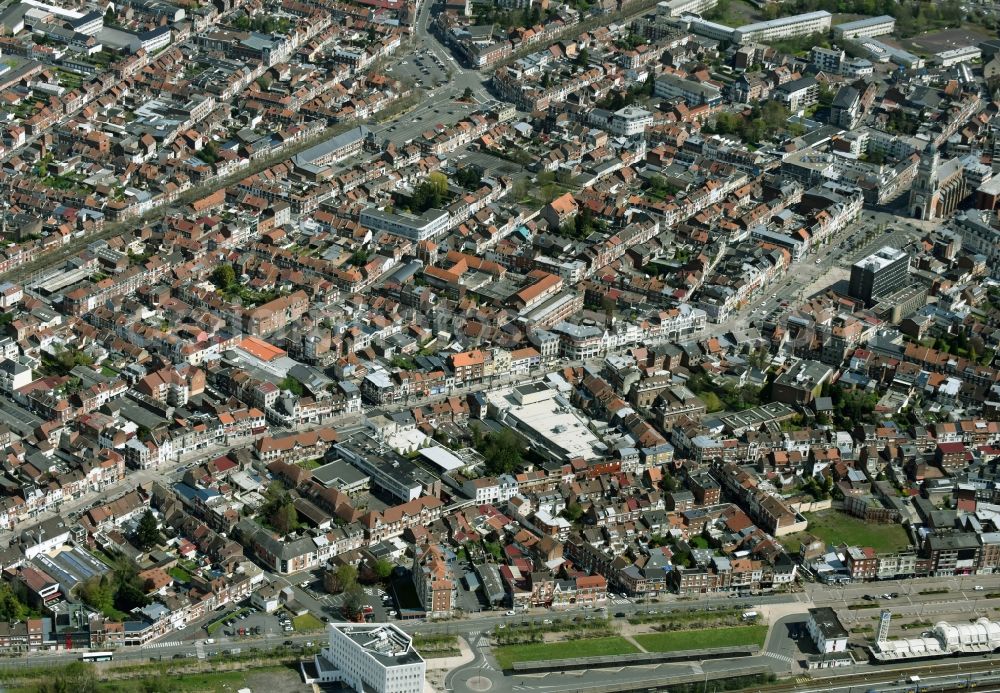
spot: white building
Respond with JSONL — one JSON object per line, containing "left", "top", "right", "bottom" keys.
{"left": 733, "top": 11, "right": 832, "bottom": 44}
{"left": 462, "top": 474, "right": 519, "bottom": 504}
{"left": 360, "top": 207, "right": 451, "bottom": 242}
{"left": 609, "top": 107, "right": 653, "bottom": 137}
{"left": 0, "top": 358, "right": 31, "bottom": 393}
{"left": 653, "top": 72, "right": 722, "bottom": 106}
{"left": 935, "top": 46, "right": 981, "bottom": 67}
{"left": 807, "top": 607, "right": 848, "bottom": 654}
{"left": 658, "top": 0, "right": 718, "bottom": 18}
{"left": 309, "top": 623, "right": 426, "bottom": 693}
{"left": 833, "top": 15, "right": 895, "bottom": 40}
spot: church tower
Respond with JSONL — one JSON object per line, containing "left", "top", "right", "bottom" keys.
{"left": 909, "top": 143, "right": 940, "bottom": 220}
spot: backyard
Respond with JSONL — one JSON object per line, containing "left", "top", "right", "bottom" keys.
{"left": 781, "top": 510, "right": 911, "bottom": 554}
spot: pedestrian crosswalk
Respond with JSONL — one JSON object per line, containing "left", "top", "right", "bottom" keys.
{"left": 764, "top": 651, "right": 795, "bottom": 665}
{"left": 145, "top": 641, "right": 183, "bottom": 649}
{"left": 609, "top": 597, "right": 631, "bottom": 605}
{"left": 195, "top": 640, "right": 206, "bottom": 660}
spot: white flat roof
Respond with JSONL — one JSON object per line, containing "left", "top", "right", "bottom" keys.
{"left": 419, "top": 446, "right": 465, "bottom": 472}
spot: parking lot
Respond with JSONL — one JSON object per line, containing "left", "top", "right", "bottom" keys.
{"left": 287, "top": 571, "right": 392, "bottom": 623}
{"left": 374, "top": 97, "right": 480, "bottom": 147}
{"left": 386, "top": 51, "right": 451, "bottom": 92}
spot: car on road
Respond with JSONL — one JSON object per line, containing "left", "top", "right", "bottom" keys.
{"left": 975, "top": 585, "right": 985, "bottom": 591}
{"left": 506, "top": 610, "right": 515, "bottom": 616}
{"left": 497, "top": 624, "right": 505, "bottom": 629}
{"left": 542, "top": 619, "right": 552, "bottom": 624}
{"left": 615, "top": 612, "right": 626, "bottom": 618}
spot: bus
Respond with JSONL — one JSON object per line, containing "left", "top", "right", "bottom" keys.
{"left": 79, "top": 651, "right": 114, "bottom": 662}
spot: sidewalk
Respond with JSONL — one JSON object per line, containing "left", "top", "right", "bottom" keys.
{"left": 424, "top": 635, "right": 475, "bottom": 671}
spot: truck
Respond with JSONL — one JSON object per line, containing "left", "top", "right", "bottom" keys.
{"left": 741, "top": 611, "right": 759, "bottom": 621}
{"left": 908, "top": 676, "right": 920, "bottom": 683}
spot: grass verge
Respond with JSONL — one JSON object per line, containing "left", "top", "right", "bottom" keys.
{"left": 493, "top": 637, "right": 639, "bottom": 669}
{"left": 292, "top": 613, "right": 324, "bottom": 631}
{"left": 633, "top": 625, "right": 768, "bottom": 652}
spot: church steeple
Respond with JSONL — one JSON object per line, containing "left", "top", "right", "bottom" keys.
{"left": 917, "top": 142, "right": 939, "bottom": 188}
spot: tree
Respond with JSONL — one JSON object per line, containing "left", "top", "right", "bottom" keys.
{"left": 427, "top": 171, "right": 448, "bottom": 197}
{"left": 79, "top": 576, "right": 114, "bottom": 615}
{"left": 212, "top": 263, "right": 236, "bottom": 290}
{"left": 270, "top": 501, "right": 298, "bottom": 534}
{"left": 134, "top": 510, "right": 160, "bottom": 551}
{"left": 325, "top": 563, "right": 358, "bottom": 594}
{"left": 700, "top": 391, "right": 723, "bottom": 413}
{"left": 0, "top": 582, "right": 28, "bottom": 622}
{"left": 817, "top": 83, "right": 836, "bottom": 108}
{"left": 560, "top": 502, "right": 584, "bottom": 522}
{"left": 342, "top": 585, "right": 365, "bottom": 620}
{"left": 373, "top": 559, "right": 393, "bottom": 581}
{"left": 662, "top": 473, "right": 677, "bottom": 493}
{"left": 478, "top": 428, "right": 525, "bottom": 475}
{"left": 575, "top": 47, "right": 589, "bottom": 67}
{"left": 115, "top": 580, "right": 149, "bottom": 612}
{"left": 462, "top": 86, "right": 474, "bottom": 100}
{"left": 454, "top": 165, "right": 484, "bottom": 190}
{"left": 279, "top": 376, "right": 304, "bottom": 396}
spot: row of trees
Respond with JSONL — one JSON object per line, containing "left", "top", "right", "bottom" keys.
{"left": 705, "top": 101, "right": 796, "bottom": 146}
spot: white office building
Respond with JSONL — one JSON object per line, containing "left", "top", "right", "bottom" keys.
{"left": 308, "top": 623, "right": 426, "bottom": 693}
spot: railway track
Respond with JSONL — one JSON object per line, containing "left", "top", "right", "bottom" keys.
{"left": 737, "top": 656, "right": 1000, "bottom": 693}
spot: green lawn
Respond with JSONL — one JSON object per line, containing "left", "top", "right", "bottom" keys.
{"left": 493, "top": 637, "right": 640, "bottom": 669}
{"left": 781, "top": 510, "right": 911, "bottom": 554}
{"left": 633, "top": 625, "right": 768, "bottom": 652}
{"left": 292, "top": 613, "right": 324, "bottom": 631}
{"left": 168, "top": 566, "right": 191, "bottom": 583}
{"left": 296, "top": 458, "right": 322, "bottom": 470}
